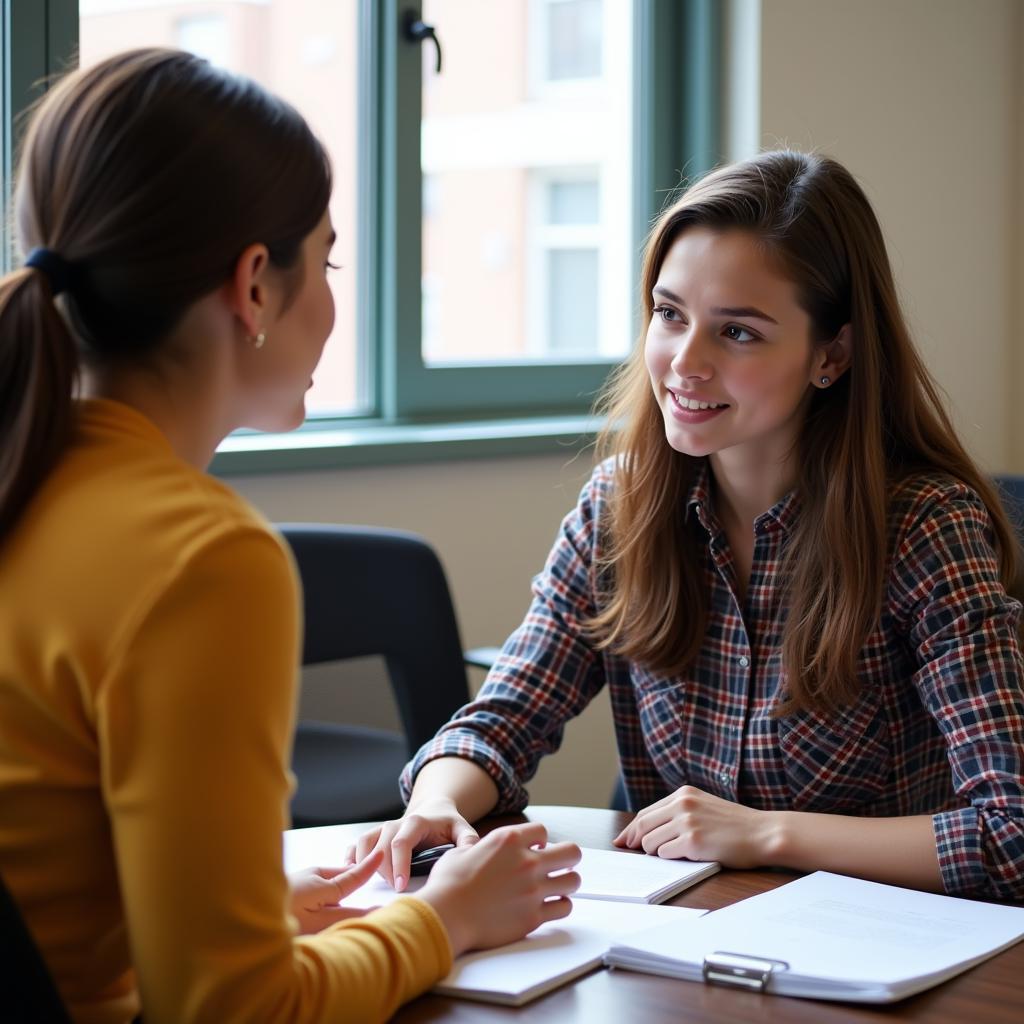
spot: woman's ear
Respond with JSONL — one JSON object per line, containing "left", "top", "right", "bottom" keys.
{"left": 224, "top": 243, "right": 271, "bottom": 338}
{"left": 813, "top": 323, "right": 853, "bottom": 388}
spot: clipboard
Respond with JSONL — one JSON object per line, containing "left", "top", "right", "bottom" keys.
{"left": 702, "top": 951, "right": 790, "bottom": 992}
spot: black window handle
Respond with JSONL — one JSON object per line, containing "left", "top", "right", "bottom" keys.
{"left": 403, "top": 10, "right": 443, "bottom": 74}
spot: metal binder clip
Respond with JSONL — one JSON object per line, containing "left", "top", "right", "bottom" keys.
{"left": 702, "top": 951, "right": 790, "bottom": 992}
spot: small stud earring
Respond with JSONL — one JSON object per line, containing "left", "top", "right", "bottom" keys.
{"left": 253, "top": 331, "right": 267, "bottom": 349}
{"left": 819, "top": 375, "right": 830, "bottom": 386}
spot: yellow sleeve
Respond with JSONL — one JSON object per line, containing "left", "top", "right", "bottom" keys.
{"left": 96, "top": 527, "right": 452, "bottom": 1023}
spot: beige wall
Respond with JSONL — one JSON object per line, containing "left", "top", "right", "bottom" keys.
{"left": 233, "top": 0, "right": 1023, "bottom": 810}
{"left": 758, "top": 0, "right": 1020, "bottom": 474}
{"left": 232, "top": 452, "right": 618, "bottom": 808}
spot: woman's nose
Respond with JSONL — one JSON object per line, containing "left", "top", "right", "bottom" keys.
{"left": 670, "top": 329, "right": 712, "bottom": 380}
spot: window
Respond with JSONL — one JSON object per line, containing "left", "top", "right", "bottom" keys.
{"left": 77, "top": 0, "right": 363, "bottom": 418}
{"left": 527, "top": 171, "right": 605, "bottom": 358}
{"left": 2, "top": 0, "right": 720, "bottom": 469}
{"left": 419, "top": 0, "right": 631, "bottom": 372}
{"left": 541, "top": 0, "right": 602, "bottom": 83}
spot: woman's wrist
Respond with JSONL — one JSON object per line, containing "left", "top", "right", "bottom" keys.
{"left": 407, "top": 757, "right": 499, "bottom": 822}
{"left": 416, "top": 884, "right": 473, "bottom": 958}
{"left": 758, "top": 809, "right": 795, "bottom": 867}
{"left": 406, "top": 792, "right": 459, "bottom": 817}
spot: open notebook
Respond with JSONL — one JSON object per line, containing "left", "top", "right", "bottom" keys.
{"left": 434, "top": 900, "right": 704, "bottom": 1005}
{"left": 283, "top": 830, "right": 718, "bottom": 908}
{"left": 605, "top": 871, "right": 1024, "bottom": 1003}
{"left": 283, "top": 830, "right": 717, "bottom": 1004}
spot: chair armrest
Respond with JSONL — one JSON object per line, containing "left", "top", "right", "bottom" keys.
{"left": 463, "top": 646, "right": 501, "bottom": 671}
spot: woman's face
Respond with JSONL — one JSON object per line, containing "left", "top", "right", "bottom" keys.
{"left": 242, "top": 210, "right": 337, "bottom": 432}
{"left": 644, "top": 226, "right": 822, "bottom": 470}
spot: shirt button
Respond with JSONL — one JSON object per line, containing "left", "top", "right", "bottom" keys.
{"left": 719, "top": 771, "right": 730, "bottom": 784}
{"left": 738, "top": 655, "right": 750, "bottom": 668}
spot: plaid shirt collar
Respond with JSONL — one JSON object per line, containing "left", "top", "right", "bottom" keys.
{"left": 684, "top": 458, "right": 803, "bottom": 538}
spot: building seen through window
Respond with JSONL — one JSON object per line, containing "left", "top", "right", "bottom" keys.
{"left": 79, "top": 0, "right": 632, "bottom": 417}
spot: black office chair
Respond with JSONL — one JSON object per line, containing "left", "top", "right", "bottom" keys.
{"left": 994, "top": 475, "right": 1024, "bottom": 534}
{"left": 279, "top": 524, "right": 473, "bottom": 828}
{"left": 0, "top": 870, "right": 73, "bottom": 1023}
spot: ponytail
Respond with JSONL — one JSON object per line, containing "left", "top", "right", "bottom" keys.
{"left": 0, "top": 47, "right": 332, "bottom": 542}
{"left": 0, "top": 268, "right": 78, "bottom": 539}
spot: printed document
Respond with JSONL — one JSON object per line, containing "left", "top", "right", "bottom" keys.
{"left": 605, "top": 870, "right": 1024, "bottom": 1002}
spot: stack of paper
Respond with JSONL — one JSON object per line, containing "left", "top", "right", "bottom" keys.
{"left": 605, "top": 871, "right": 1024, "bottom": 1003}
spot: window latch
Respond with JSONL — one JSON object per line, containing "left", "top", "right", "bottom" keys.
{"left": 402, "top": 10, "right": 443, "bottom": 74}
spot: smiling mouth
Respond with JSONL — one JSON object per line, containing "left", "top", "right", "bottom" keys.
{"left": 672, "top": 393, "right": 728, "bottom": 411}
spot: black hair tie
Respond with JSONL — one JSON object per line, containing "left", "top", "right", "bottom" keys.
{"left": 24, "top": 247, "right": 76, "bottom": 297}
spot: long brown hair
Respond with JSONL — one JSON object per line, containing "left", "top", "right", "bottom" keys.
{"left": 0, "top": 48, "right": 331, "bottom": 539}
{"left": 589, "top": 150, "right": 1017, "bottom": 714}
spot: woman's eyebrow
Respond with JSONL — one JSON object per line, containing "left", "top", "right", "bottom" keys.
{"left": 712, "top": 305, "right": 778, "bottom": 324}
{"left": 652, "top": 288, "right": 778, "bottom": 325}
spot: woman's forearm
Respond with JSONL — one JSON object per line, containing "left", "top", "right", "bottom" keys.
{"left": 766, "top": 810, "right": 943, "bottom": 892}
{"left": 407, "top": 756, "right": 500, "bottom": 824}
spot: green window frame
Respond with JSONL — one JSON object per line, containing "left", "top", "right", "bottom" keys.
{"left": 2, "top": 0, "right": 720, "bottom": 472}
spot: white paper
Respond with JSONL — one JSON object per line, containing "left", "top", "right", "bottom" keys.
{"left": 573, "top": 846, "right": 719, "bottom": 903}
{"left": 282, "top": 827, "right": 711, "bottom": 1005}
{"left": 606, "top": 871, "right": 1024, "bottom": 1003}
{"left": 435, "top": 900, "right": 705, "bottom": 1005}
{"left": 283, "top": 830, "right": 717, "bottom": 908}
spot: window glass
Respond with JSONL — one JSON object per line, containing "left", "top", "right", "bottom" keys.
{"left": 545, "top": 0, "right": 602, "bottom": 81}
{"left": 78, "top": 0, "right": 362, "bottom": 416}
{"left": 420, "top": 0, "right": 632, "bottom": 366}
{"left": 548, "top": 179, "right": 599, "bottom": 225}
{"left": 547, "top": 248, "right": 598, "bottom": 353}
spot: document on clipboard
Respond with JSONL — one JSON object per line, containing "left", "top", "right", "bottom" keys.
{"left": 604, "top": 871, "right": 1024, "bottom": 1003}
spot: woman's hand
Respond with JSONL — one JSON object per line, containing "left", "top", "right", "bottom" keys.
{"left": 288, "top": 848, "right": 384, "bottom": 934}
{"left": 613, "top": 785, "right": 776, "bottom": 867}
{"left": 346, "top": 797, "right": 481, "bottom": 892}
{"left": 416, "top": 821, "right": 581, "bottom": 957}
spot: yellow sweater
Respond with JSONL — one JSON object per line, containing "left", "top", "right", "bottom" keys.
{"left": 0, "top": 399, "right": 451, "bottom": 1023}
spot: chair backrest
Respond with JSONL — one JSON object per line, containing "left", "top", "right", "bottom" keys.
{"left": 0, "top": 871, "right": 73, "bottom": 1023}
{"left": 994, "top": 475, "right": 1024, "bottom": 537}
{"left": 277, "top": 524, "right": 471, "bottom": 752}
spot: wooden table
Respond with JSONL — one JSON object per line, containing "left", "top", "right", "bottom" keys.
{"left": 300, "top": 805, "right": 1024, "bottom": 1022}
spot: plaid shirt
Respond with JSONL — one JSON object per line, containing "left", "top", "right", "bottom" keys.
{"left": 402, "top": 459, "right": 1024, "bottom": 899}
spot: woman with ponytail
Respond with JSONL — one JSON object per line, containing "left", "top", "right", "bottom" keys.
{"left": 360, "top": 151, "right": 1024, "bottom": 902}
{"left": 0, "top": 48, "right": 580, "bottom": 1024}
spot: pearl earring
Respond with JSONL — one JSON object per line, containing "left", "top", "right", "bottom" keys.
{"left": 820, "top": 375, "right": 830, "bottom": 386}
{"left": 253, "top": 331, "right": 267, "bottom": 349}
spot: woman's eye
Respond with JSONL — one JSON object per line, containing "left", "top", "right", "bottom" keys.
{"left": 653, "top": 305, "right": 680, "bottom": 322}
{"left": 724, "top": 323, "right": 757, "bottom": 343}
{"left": 326, "top": 260, "right": 342, "bottom": 271}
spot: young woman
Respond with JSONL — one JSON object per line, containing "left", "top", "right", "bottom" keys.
{"left": 0, "top": 49, "right": 581, "bottom": 1024}
{"left": 357, "top": 150, "right": 1024, "bottom": 901}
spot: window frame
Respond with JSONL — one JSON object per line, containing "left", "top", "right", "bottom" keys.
{"left": 3, "top": 0, "right": 721, "bottom": 472}
{"left": 2, "top": 0, "right": 78, "bottom": 269}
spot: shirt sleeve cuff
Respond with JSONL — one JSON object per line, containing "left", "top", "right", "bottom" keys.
{"left": 933, "top": 805, "right": 992, "bottom": 896}
{"left": 395, "top": 895, "right": 453, "bottom": 972}
{"left": 400, "top": 735, "right": 529, "bottom": 814}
